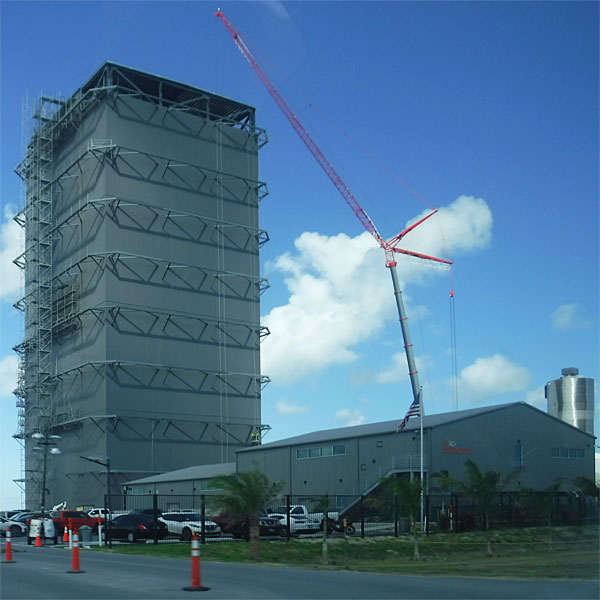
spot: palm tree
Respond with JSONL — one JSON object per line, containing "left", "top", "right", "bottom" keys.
{"left": 313, "top": 494, "right": 331, "bottom": 565}
{"left": 211, "top": 470, "right": 284, "bottom": 560}
{"left": 369, "top": 475, "right": 422, "bottom": 560}
{"left": 573, "top": 476, "right": 600, "bottom": 501}
{"left": 520, "top": 480, "right": 561, "bottom": 550}
{"left": 437, "top": 459, "right": 515, "bottom": 556}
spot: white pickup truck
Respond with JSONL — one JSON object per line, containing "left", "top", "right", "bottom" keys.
{"left": 268, "top": 504, "right": 347, "bottom": 535}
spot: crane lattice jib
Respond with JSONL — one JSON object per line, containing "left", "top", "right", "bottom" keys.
{"left": 215, "top": 12, "right": 388, "bottom": 250}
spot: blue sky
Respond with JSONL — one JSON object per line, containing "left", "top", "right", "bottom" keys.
{"left": 1, "top": 1, "right": 598, "bottom": 509}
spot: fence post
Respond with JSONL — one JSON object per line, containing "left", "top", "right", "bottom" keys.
{"left": 105, "top": 493, "right": 112, "bottom": 549}
{"left": 454, "top": 494, "right": 460, "bottom": 532}
{"left": 286, "top": 494, "right": 291, "bottom": 541}
{"left": 201, "top": 495, "right": 206, "bottom": 545}
{"left": 153, "top": 493, "right": 159, "bottom": 544}
{"left": 360, "top": 495, "right": 365, "bottom": 538}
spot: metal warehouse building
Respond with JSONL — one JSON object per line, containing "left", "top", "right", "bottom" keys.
{"left": 14, "top": 62, "right": 270, "bottom": 509}
{"left": 236, "top": 402, "right": 595, "bottom": 499}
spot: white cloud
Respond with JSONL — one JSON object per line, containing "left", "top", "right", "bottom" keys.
{"left": 400, "top": 195, "right": 492, "bottom": 270}
{"left": 0, "top": 205, "right": 23, "bottom": 302}
{"left": 261, "top": 195, "right": 493, "bottom": 384}
{"left": 262, "top": 231, "right": 387, "bottom": 383}
{"left": 334, "top": 408, "right": 365, "bottom": 426}
{"left": 0, "top": 355, "right": 18, "bottom": 397}
{"left": 551, "top": 303, "right": 590, "bottom": 330}
{"left": 455, "top": 354, "right": 531, "bottom": 400}
{"left": 525, "top": 386, "right": 545, "bottom": 409}
{"left": 276, "top": 400, "right": 310, "bottom": 415}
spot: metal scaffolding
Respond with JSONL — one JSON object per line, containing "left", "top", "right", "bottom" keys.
{"left": 13, "top": 63, "right": 270, "bottom": 508}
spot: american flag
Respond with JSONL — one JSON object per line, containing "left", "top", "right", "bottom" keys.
{"left": 396, "top": 396, "right": 421, "bottom": 432}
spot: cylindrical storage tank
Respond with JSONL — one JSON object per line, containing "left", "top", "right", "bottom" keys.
{"left": 545, "top": 368, "right": 594, "bottom": 435}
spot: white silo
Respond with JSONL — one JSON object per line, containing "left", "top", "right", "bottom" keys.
{"left": 545, "top": 368, "right": 594, "bottom": 434}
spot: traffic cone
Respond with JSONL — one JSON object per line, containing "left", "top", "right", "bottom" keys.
{"left": 67, "top": 528, "right": 85, "bottom": 574}
{"left": 35, "top": 531, "right": 42, "bottom": 547}
{"left": 2, "top": 529, "right": 15, "bottom": 563}
{"left": 182, "top": 533, "right": 209, "bottom": 591}
{"left": 63, "top": 526, "right": 69, "bottom": 543}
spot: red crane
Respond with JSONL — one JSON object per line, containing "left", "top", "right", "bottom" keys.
{"left": 216, "top": 11, "right": 452, "bottom": 412}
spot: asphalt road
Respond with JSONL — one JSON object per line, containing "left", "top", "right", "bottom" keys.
{"left": 2, "top": 540, "right": 598, "bottom": 600}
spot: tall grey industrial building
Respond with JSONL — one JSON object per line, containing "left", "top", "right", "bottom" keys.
{"left": 14, "top": 62, "right": 270, "bottom": 508}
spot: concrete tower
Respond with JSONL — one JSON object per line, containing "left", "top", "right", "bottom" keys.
{"left": 14, "top": 63, "right": 270, "bottom": 508}
{"left": 545, "top": 368, "right": 594, "bottom": 435}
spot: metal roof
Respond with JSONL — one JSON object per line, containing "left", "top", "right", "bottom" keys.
{"left": 125, "top": 462, "right": 236, "bottom": 486}
{"left": 238, "top": 401, "right": 593, "bottom": 452}
{"left": 77, "top": 61, "right": 256, "bottom": 125}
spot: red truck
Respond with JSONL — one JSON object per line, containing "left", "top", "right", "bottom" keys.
{"left": 48, "top": 510, "right": 104, "bottom": 533}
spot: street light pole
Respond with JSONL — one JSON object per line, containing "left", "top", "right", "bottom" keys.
{"left": 80, "top": 455, "right": 112, "bottom": 548}
{"left": 32, "top": 432, "right": 61, "bottom": 544}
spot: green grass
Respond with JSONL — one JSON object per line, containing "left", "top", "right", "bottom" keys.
{"left": 95, "top": 525, "right": 599, "bottom": 580}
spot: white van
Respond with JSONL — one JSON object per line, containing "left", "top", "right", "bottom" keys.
{"left": 27, "top": 517, "right": 58, "bottom": 545}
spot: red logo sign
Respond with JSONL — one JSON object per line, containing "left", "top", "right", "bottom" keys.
{"left": 443, "top": 441, "right": 471, "bottom": 454}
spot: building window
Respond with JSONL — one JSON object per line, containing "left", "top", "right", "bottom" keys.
{"left": 551, "top": 447, "right": 586, "bottom": 459}
{"left": 296, "top": 444, "right": 346, "bottom": 460}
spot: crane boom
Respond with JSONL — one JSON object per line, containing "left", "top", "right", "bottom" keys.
{"left": 216, "top": 11, "right": 394, "bottom": 262}
{"left": 216, "top": 12, "right": 451, "bottom": 268}
{"left": 216, "top": 11, "right": 452, "bottom": 424}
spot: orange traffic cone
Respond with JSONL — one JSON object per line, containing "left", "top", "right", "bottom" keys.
{"left": 35, "top": 531, "right": 42, "bottom": 547}
{"left": 63, "top": 526, "right": 69, "bottom": 543}
{"left": 2, "top": 529, "right": 15, "bottom": 563}
{"left": 182, "top": 533, "right": 209, "bottom": 591}
{"left": 67, "top": 528, "right": 84, "bottom": 574}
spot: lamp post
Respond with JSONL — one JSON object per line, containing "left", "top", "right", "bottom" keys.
{"left": 31, "top": 432, "right": 62, "bottom": 543}
{"left": 80, "top": 455, "right": 111, "bottom": 547}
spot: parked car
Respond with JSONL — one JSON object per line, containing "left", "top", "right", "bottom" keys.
{"left": 27, "top": 517, "right": 58, "bottom": 545}
{"left": 87, "top": 508, "right": 112, "bottom": 520}
{"left": 0, "top": 510, "right": 31, "bottom": 520}
{"left": 107, "top": 514, "right": 168, "bottom": 543}
{"left": 11, "top": 513, "right": 35, "bottom": 524}
{"left": 213, "top": 511, "right": 284, "bottom": 540}
{"left": 48, "top": 510, "right": 103, "bottom": 533}
{"left": 129, "top": 508, "right": 163, "bottom": 517}
{"left": 268, "top": 505, "right": 354, "bottom": 535}
{"left": 0, "top": 516, "right": 27, "bottom": 537}
{"left": 158, "top": 512, "right": 221, "bottom": 541}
